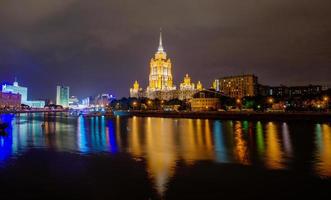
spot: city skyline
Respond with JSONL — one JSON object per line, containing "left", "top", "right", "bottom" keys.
{"left": 1, "top": 0, "right": 331, "bottom": 100}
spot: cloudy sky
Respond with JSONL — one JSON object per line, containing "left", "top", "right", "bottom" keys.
{"left": 0, "top": 0, "right": 330, "bottom": 100}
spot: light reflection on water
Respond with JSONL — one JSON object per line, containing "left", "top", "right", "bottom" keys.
{"left": 1, "top": 113, "right": 331, "bottom": 194}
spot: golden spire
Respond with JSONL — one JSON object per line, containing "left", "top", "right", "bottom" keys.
{"left": 158, "top": 28, "right": 164, "bottom": 52}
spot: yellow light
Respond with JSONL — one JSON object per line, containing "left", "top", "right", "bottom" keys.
{"left": 323, "top": 96, "right": 329, "bottom": 102}
{"left": 268, "top": 97, "right": 274, "bottom": 104}
{"left": 236, "top": 99, "right": 241, "bottom": 104}
{"left": 148, "top": 100, "right": 152, "bottom": 105}
{"left": 133, "top": 101, "right": 137, "bottom": 106}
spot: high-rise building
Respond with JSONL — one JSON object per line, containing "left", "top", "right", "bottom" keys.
{"left": 219, "top": 74, "right": 258, "bottom": 98}
{"left": 2, "top": 79, "right": 44, "bottom": 108}
{"left": 147, "top": 30, "right": 176, "bottom": 92}
{"left": 145, "top": 30, "right": 177, "bottom": 100}
{"left": 129, "top": 30, "right": 200, "bottom": 100}
{"left": 56, "top": 86, "right": 69, "bottom": 107}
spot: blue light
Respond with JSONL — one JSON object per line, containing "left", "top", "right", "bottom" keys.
{"left": 213, "top": 120, "right": 228, "bottom": 163}
{"left": 108, "top": 120, "right": 118, "bottom": 153}
{"left": 0, "top": 114, "right": 14, "bottom": 163}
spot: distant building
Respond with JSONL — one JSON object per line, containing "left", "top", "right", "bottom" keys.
{"left": 2, "top": 79, "right": 44, "bottom": 108}
{"left": 219, "top": 74, "right": 258, "bottom": 98}
{"left": 56, "top": 86, "right": 69, "bottom": 107}
{"left": 178, "top": 74, "right": 197, "bottom": 100}
{"left": 130, "top": 80, "right": 144, "bottom": 98}
{"left": 258, "top": 84, "right": 323, "bottom": 98}
{"left": 82, "top": 97, "right": 93, "bottom": 107}
{"left": 93, "top": 93, "right": 112, "bottom": 106}
{"left": 190, "top": 89, "right": 221, "bottom": 111}
{"left": 69, "top": 96, "right": 79, "bottom": 107}
{"left": 212, "top": 79, "right": 220, "bottom": 92}
{"left": 2, "top": 80, "right": 27, "bottom": 102}
{"left": 196, "top": 81, "right": 203, "bottom": 91}
{"left": 0, "top": 91, "right": 21, "bottom": 108}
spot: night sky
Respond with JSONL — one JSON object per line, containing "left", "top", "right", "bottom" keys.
{"left": 0, "top": 0, "right": 331, "bottom": 100}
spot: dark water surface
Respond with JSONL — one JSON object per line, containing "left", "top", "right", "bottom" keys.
{"left": 0, "top": 113, "right": 331, "bottom": 199}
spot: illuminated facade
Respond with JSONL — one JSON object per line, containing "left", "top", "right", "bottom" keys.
{"left": 2, "top": 79, "right": 45, "bottom": 108}
{"left": 0, "top": 91, "right": 21, "bottom": 108}
{"left": 130, "top": 80, "right": 144, "bottom": 98}
{"left": 190, "top": 89, "right": 221, "bottom": 111}
{"left": 178, "top": 74, "right": 196, "bottom": 100}
{"left": 130, "top": 30, "right": 201, "bottom": 100}
{"left": 196, "top": 81, "right": 203, "bottom": 91}
{"left": 219, "top": 74, "right": 258, "bottom": 98}
{"left": 145, "top": 30, "right": 176, "bottom": 100}
{"left": 56, "top": 85, "right": 69, "bottom": 107}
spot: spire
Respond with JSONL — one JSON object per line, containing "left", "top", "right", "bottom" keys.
{"left": 158, "top": 28, "right": 164, "bottom": 52}
{"left": 13, "top": 76, "right": 18, "bottom": 86}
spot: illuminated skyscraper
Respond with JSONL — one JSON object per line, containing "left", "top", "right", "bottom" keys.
{"left": 147, "top": 30, "right": 175, "bottom": 92}
{"left": 56, "top": 85, "right": 69, "bottom": 107}
{"left": 129, "top": 30, "right": 201, "bottom": 100}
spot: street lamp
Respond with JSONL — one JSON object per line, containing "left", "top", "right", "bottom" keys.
{"left": 323, "top": 96, "right": 329, "bottom": 102}
{"left": 268, "top": 97, "right": 274, "bottom": 104}
{"left": 132, "top": 101, "right": 137, "bottom": 110}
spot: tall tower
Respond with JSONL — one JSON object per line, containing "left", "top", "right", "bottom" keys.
{"left": 147, "top": 30, "right": 175, "bottom": 92}
{"left": 56, "top": 85, "right": 70, "bottom": 107}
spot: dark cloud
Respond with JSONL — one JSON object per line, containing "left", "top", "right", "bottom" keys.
{"left": 0, "top": 0, "right": 330, "bottom": 99}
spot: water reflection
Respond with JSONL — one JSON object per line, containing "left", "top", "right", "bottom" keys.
{"left": 315, "top": 124, "right": 331, "bottom": 177}
{"left": 265, "top": 122, "right": 284, "bottom": 169}
{"left": 0, "top": 113, "right": 331, "bottom": 194}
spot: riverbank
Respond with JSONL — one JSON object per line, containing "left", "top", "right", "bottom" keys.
{"left": 130, "top": 110, "right": 331, "bottom": 121}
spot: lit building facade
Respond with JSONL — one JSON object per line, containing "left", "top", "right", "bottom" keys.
{"left": 2, "top": 80, "right": 27, "bottom": 102}
{"left": 56, "top": 85, "right": 69, "bottom": 107}
{"left": 258, "top": 84, "right": 323, "bottom": 98}
{"left": 0, "top": 91, "right": 21, "bottom": 108}
{"left": 130, "top": 80, "right": 144, "bottom": 98}
{"left": 178, "top": 74, "right": 196, "bottom": 100}
{"left": 145, "top": 31, "right": 176, "bottom": 100}
{"left": 190, "top": 89, "right": 221, "bottom": 111}
{"left": 2, "top": 79, "right": 44, "bottom": 108}
{"left": 219, "top": 74, "right": 258, "bottom": 98}
{"left": 130, "top": 31, "right": 201, "bottom": 101}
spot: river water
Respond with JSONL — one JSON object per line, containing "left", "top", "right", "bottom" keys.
{"left": 0, "top": 113, "right": 330, "bottom": 199}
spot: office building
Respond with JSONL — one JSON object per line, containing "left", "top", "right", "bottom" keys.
{"left": 56, "top": 86, "right": 69, "bottom": 107}
{"left": 219, "top": 74, "right": 258, "bottom": 98}
{"left": 0, "top": 91, "right": 21, "bottom": 108}
{"left": 2, "top": 79, "right": 45, "bottom": 108}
